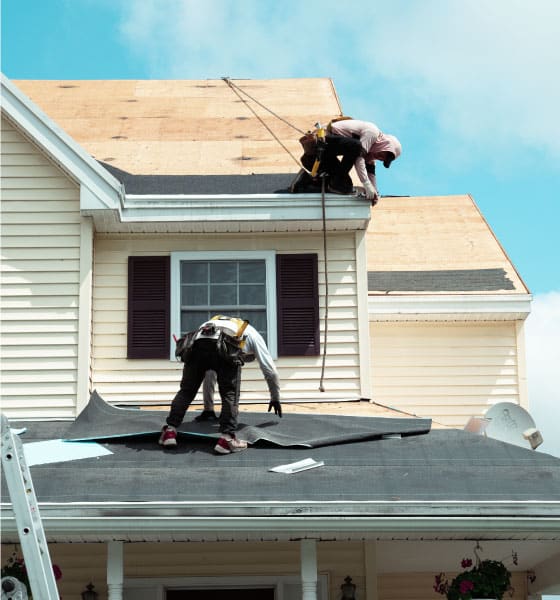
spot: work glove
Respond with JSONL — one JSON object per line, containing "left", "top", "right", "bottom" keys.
{"left": 363, "top": 180, "right": 379, "bottom": 205}
{"left": 268, "top": 398, "right": 282, "bottom": 417}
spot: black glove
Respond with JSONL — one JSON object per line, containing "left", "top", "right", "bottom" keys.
{"left": 268, "top": 398, "right": 282, "bottom": 417}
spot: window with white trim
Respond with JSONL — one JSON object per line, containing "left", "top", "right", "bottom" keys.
{"left": 127, "top": 252, "right": 319, "bottom": 360}
{"left": 170, "top": 251, "right": 277, "bottom": 358}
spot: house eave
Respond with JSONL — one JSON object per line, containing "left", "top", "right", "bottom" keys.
{"left": 82, "top": 192, "right": 372, "bottom": 233}
{"left": 368, "top": 293, "right": 532, "bottom": 321}
{"left": 1, "top": 74, "right": 122, "bottom": 210}
{"left": 2, "top": 501, "right": 559, "bottom": 543}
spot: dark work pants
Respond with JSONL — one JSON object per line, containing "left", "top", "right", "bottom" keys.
{"left": 323, "top": 134, "right": 362, "bottom": 175}
{"left": 300, "top": 134, "right": 362, "bottom": 192}
{"left": 166, "top": 340, "right": 241, "bottom": 435}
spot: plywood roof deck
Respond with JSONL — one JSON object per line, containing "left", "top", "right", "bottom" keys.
{"left": 367, "top": 195, "right": 528, "bottom": 293}
{"left": 15, "top": 78, "right": 342, "bottom": 176}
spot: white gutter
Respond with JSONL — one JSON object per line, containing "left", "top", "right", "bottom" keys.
{"left": 118, "top": 192, "right": 370, "bottom": 226}
{"left": 81, "top": 191, "right": 373, "bottom": 233}
{"left": 368, "top": 293, "right": 532, "bottom": 321}
{"left": 1, "top": 512, "right": 559, "bottom": 539}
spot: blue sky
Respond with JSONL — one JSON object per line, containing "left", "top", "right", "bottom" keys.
{"left": 2, "top": 0, "right": 559, "bottom": 455}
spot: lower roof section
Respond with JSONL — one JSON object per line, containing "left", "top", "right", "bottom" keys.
{"left": 1, "top": 413, "right": 559, "bottom": 543}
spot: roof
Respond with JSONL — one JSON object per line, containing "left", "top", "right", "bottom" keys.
{"left": 13, "top": 78, "right": 342, "bottom": 176}
{"left": 2, "top": 406, "right": 559, "bottom": 544}
{"left": 366, "top": 195, "right": 529, "bottom": 294}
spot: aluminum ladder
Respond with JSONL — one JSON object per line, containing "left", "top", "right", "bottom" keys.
{"left": 1, "top": 414, "right": 60, "bottom": 599}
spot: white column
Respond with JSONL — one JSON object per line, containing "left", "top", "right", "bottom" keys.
{"left": 301, "top": 539, "right": 318, "bottom": 600}
{"left": 107, "top": 541, "right": 124, "bottom": 600}
{"left": 364, "top": 541, "right": 379, "bottom": 600}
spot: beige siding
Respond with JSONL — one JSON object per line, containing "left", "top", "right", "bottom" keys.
{"left": 370, "top": 321, "right": 523, "bottom": 427}
{"left": 5, "top": 542, "right": 528, "bottom": 600}
{"left": 92, "top": 232, "right": 360, "bottom": 405}
{"left": 0, "top": 117, "right": 81, "bottom": 417}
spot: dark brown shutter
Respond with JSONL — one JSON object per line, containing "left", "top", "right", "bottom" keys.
{"left": 276, "top": 253, "right": 319, "bottom": 356}
{"left": 127, "top": 256, "right": 170, "bottom": 359}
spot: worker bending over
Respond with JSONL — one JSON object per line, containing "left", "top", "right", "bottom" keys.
{"left": 196, "top": 322, "right": 282, "bottom": 422}
{"left": 296, "top": 118, "right": 402, "bottom": 205}
{"left": 160, "top": 316, "right": 250, "bottom": 454}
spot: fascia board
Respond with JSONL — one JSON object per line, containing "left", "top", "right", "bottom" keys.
{"left": 83, "top": 193, "right": 372, "bottom": 232}
{"left": 1, "top": 74, "right": 122, "bottom": 210}
{"left": 368, "top": 294, "right": 532, "bottom": 321}
{"left": 120, "top": 193, "right": 371, "bottom": 224}
{"left": 2, "top": 503, "right": 559, "bottom": 539}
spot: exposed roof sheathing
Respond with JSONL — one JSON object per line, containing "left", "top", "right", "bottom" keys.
{"left": 14, "top": 78, "right": 342, "bottom": 176}
{"left": 367, "top": 195, "right": 528, "bottom": 294}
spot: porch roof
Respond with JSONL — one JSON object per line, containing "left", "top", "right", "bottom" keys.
{"left": 2, "top": 410, "right": 559, "bottom": 544}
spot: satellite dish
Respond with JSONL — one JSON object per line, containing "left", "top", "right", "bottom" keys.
{"left": 483, "top": 402, "right": 542, "bottom": 449}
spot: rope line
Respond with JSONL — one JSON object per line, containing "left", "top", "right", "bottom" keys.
{"left": 222, "top": 78, "right": 331, "bottom": 391}
{"left": 222, "top": 77, "right": 305, "bottom": 170}
{"left": 369, "top": 400, "right": 451, "bottom": 428}
{"left": 319, "top": 175, "right": 329, "bottom": 392}
{"left": 222, "top": 77, "right": 307, "bottom": 134}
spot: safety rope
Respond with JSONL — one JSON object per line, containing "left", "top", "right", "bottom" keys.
{"left": 318, "top": 175, "right": 329, "bottom": 392}
{"left": 222, "top": 77, "right": 331, "bottom": 392}
{"left": 222, "top": 77, "right": 304, "bottom": 169}
{"left": 222, "top": 77, "right": 307, "bottom": 134}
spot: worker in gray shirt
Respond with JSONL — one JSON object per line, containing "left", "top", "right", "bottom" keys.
{"left": 195, "top": 322, "right": 282, "bottom": 420}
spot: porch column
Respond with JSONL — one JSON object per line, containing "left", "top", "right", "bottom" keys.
{"left": 107, "top": 541, "right": 124, "bottom": 600}
{"left": 300, "top": 539, "right": 318, "bottom": 600}
{"left": 364, "top": 541, "right": 379, "bottom": 600}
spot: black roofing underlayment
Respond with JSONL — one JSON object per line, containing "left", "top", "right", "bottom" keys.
{"left": 3, "top": 408, "right": 560, "bottom": 506}
{"left": 100, "top": 162, "right": 297, "bottom": 195}
{"left": 63, "top": 391, "right": 432, "bottom": 447}
{"left": 368, "top": 268, "right": 515, "bottom": 292}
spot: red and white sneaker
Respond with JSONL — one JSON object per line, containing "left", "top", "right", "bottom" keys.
{"left": 214, "top": 433, "right": 247, "bottom": 454}
{"left": 158, "top": 425, "right": 177, "bottom": 447}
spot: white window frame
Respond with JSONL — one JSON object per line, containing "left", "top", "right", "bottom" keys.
{"left": 170, "top": 251, "right": 277, "bottom": 360}
{"left": 124, "top": 574, "right": 329, "bottom": 600}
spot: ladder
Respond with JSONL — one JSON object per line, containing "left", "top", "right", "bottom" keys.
{"left": 1, "top": 414, "right": 60, "bottom": 599}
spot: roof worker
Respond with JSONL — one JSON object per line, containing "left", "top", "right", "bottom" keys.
{"left": 295, "top": 118, "right": 401, "bottom": 205}
{"left": 195, "top": 320, "right": 282, "bottom": 422}
{"left": 160, "top": 315, "right": 252, "bottom": 454}
{"left": 327, "top": 118, "right": 402, "bottom": 205}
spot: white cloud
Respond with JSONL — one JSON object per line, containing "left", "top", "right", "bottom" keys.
{"left": 116, "top": 0, "right": 560, "bottom": 165}
{"left": 525, "top": 291, "right": 560, "bottom": 458}
{"left": 360, "top": 0, "right": 560, "bottom": 163}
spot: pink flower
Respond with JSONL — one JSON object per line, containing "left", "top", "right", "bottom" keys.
{"left": 461, "top": 558, "right": 473, "bottom": 569}
{"left": 459, "top": 579, "right": 474, "bottom": 594}
{"left": 52, "top": 564, "right": 63, "bottom": 580}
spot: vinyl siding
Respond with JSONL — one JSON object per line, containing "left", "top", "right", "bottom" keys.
{"left": 92, "top": 233, "right": 360, "bottom": 405}
{"left": 0, "top": 117, "right": 81, "bottom": 417}
{"left": 19, "top": 541, "right": 527, "bottom": 600}
{"left": 370, "top": 321, "right": 523, "bottom": 427}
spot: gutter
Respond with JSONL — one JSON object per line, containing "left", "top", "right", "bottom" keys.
{"left": 2, "top": 500, "right": 560, "bottom": 526}
{"left": 368, "top": 293, "right": 532, "bottom": 321}
{"left": 82, "top": 191, "right": 373, "bottom": 233}
{"left": 1, "top": 508, "right": 559, "bottom": 542}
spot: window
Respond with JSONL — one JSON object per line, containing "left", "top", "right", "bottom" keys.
{"left": 179, "top": 259, "right": 268, "bottom": 341}
{"left": 171, "top": 251, "right": 277, "bottom": 359}
{"left": 127, "top": 253, "right": 319, "bottom": 360}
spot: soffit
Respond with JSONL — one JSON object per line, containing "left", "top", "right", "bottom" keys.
{"left": 13, "top": 78, "right": 341, "bottom": 176}
{"left": 367, "top": 195, "right": 528, "bottom": 294}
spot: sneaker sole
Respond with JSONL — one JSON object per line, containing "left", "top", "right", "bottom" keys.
{"left": 228, "top": 445, "right": 247, "bottom": 453}
{"left": 214, "top": 443, "right": 231, "bottom": 455}
{"left": 159, "top": 438, "right": 177, "bottom": 447}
